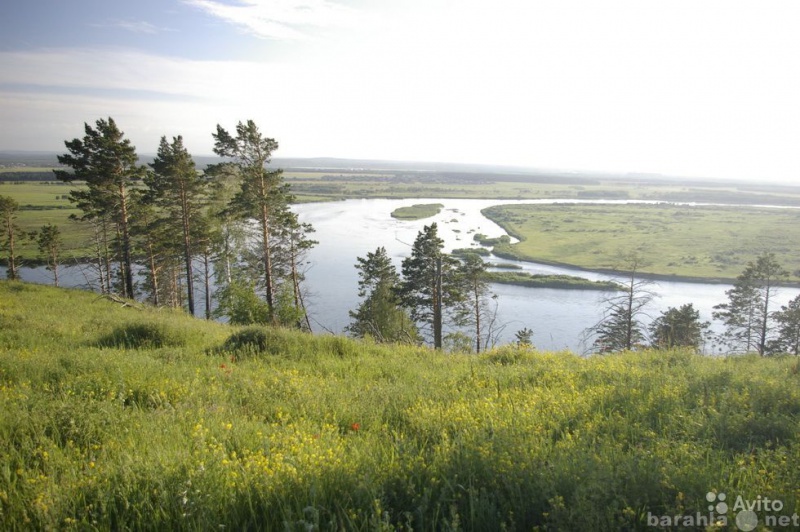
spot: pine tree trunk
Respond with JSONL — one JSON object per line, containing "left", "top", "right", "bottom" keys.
{"left": 92, "top": 220, "right": 107, "bottom": 294}
{"left": 147, "top": 240, "right": 159, "bottom": 306}
{"left": 102, "top": 217, "right": 112, "bottom": 294}
{"left": 289, "top": 235, "right": 311, "bottom": 330}
{"left": 223, "top": 226, "right": 232, "bottom": 287}
{"left": 183, "top": 223, "right": 195, "bottom": 316}
{"left": 759, "top": 281, "right": 771, "bottom": 356}
{"left": 180, "top": 188, "right": 195, "bottom": 316}
{"left": 204, "top": 250, "right": 212, "bottom": 320}
{"left": 260, "top": 203, "right": 275, "bottom": 313}
{"left": 169, "top": 266, "right": 179, "bottom": 308}
{"left": 434, "top": 257, "right": 443, "bottom": 349}
{"left": 118, "top": 183, "right": 134, "bottom": 299}
{"left": 474, "top": 287, "right": 481, "bottom": 353}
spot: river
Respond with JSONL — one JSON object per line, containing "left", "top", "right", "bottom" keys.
{"left": 6, "top": 198, "right": 799, "bottom": 353}
{"left": 293, "top": 198, "right": 800, "bottom": 353}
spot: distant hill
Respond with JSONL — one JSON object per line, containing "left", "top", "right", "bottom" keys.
{"left": 1, "top": 150, "right": 795, "bottom": 191}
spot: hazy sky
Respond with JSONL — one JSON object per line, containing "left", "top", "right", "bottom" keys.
{"left": 1, "top": 1, "right": 799, "bottom": 182}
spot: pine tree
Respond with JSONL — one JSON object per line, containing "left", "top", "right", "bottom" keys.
{"left": 514, "top": 327, "right": 534, "bottom": 348}
{"left": 769, "top": 294, "right": 800, "bottom": 355}
{"left": 31, "top": 223, "right": 62, "bottom": 287}
{"left": 212, "top": 121, "right": 288, "bottom": 315}
{"left": 649, "top": 303, "right": 709, "bottom": 352}
{"left": 202, "top": 162, "right": 245, "bottom": 300}
{"left": 399, "top": 224, "right": 463, "bottom": 349}
{"left": 55, "top": 118, "right": 144, "bottom": 299}
{"left": 588, "top": 252, "right": 654, "bottom": 353}
{"left": 592, "top": 306, "right": 646, "bottom": 353}
{"left": 348, "top": 247, "right": 419, "bottom": 343}
{"left": 0, "top": 195, "right": 21, "bottom": 280}
{"left": 273, "top": 210, "right": 317, "bottom": 330}
{"left": 146, "top": 135, "right": 209, "bottom": 316}
{"left": 129, "top": 200, "right": 171, "bottom": 307}
{"left": 454, "top": 253, "right": 497, "bottom": 353}
{"left": 713, "top": 252, "right": 787, "bottom": 355}
{"left": 68, "top": 195, "right": 114, "bottom": 294}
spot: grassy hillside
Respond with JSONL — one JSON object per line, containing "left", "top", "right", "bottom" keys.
{"left": 1, "top": 281, "right": 799, "bottom": 530}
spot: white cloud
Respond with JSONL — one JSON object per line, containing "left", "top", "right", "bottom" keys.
{"left": 0, "top": 48, "right": 277, "bottom": 101}
{"left": 182, "top": 0, "right": 364, "bottom": 40}
{"left": 1, "top": 1, "right": 800, "bottom": 183}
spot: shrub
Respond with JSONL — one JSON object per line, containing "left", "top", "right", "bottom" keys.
{"left": 481, "top": 344, "right": 537, "bottom": 365}
{"left": 96, "top": 321, "right": 188, "bottom": 349}
{"left": 221, "top": 327, "right": 271, "bottom": 360}
{"left": 214, "top": 280, "right": 271, "bottom": 325}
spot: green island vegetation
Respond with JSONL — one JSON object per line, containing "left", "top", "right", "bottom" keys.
{"left": 1, "top": 281, "right": 799, "bottom": 530}
{"left": 485, "top": 270, "right": 621, "bottom": 291}
{"left": 451, "top": 247, "right": 491, "bottom": 257}
{"left": 487, "top": 262, "right": 523, "bottom": 270}
{"left": 451, "top": 247, "right": 618, "bottom": 289}
{"left": 483, "top": 203, "right": 800, "bottom": 282}
{"left": 390, "top": 203, "right": 444, "bottom": 220}
{"left": 472, "top": 233, "right": 512, "bottom": 247}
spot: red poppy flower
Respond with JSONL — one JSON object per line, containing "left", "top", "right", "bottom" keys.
{"left": 350, "top": 422, "right": 360, "bottom": 431}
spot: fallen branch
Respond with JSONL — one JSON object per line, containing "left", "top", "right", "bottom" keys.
{"left": 96, "top": 293, "right": 146, "bottom": 311}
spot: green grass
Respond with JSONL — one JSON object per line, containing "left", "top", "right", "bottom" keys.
{"left": 0, "top": 182, "right": 77, "bottom": 207}
{"left": 390, "top": 203, "right": 445, "bottom": 220}
{"left": 484, "top": 203, "right": 800, "bottom": 281}
{"left": 1, "top": 280, "right": 799, "bottom": 530}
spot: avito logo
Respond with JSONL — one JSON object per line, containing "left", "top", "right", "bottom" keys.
{"left": 647, "top": 491, "right": 799, "bottom": 531}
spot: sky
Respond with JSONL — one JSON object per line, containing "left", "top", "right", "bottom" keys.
{"left": 1, "top": 0, "right": 799, "bottom": 183}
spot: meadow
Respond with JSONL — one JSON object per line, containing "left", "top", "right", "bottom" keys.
{"left": 1, "top": 280, "right": 799, "bottom": 530}
{"left": 484, "top": 203, "right": 800, "bottom": 281}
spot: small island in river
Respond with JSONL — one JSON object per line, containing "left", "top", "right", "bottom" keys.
{"left": 390, "top": 203, "right": 444, "bottom": 220}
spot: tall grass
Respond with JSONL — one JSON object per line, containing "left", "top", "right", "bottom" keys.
{"left": 1, "top": 280, "right": 798, "bottom": 530}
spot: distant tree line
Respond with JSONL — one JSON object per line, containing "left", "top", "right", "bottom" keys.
{"left": 0, "top": 172, "right": 56, "bottom": 182}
